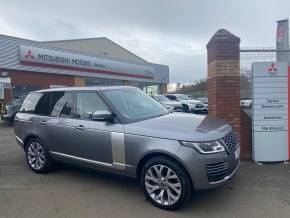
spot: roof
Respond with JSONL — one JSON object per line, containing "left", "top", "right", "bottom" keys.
{"left": 42, "top": 37, "right": 148, "bottom": 64}
{"left": 36, "top": 86, "right": 136, "bottom": 93}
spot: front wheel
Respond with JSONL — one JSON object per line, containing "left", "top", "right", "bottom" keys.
{"left": 141, "top": 157, "right": 192, "bottom": 210}
{"left": 182, "top": 104, "right": 189, "bottom": 113}
{"left": 25, "top": 138, "right": 53, "bottom": 173}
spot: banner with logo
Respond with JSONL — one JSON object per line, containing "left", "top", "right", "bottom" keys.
{"left": 276, "top": 19, "right": 289, "bottom": 63}
{"left": 19, "top": 45, "right": 154, "bottom": 80}
{"left": 252, "top": 62, "right": 289, "bottom": 161}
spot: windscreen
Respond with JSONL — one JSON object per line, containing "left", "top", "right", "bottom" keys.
{"left": 154, "top": 95, "right": 170, "bottom": 102}
{"left": 178, "top": 95, "right": 192, "bottom": 100}
{"left": 103, "top": 88, "right": 168, "bottom": 122}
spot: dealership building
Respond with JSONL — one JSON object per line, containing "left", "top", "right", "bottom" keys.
{"left": 0, "top": 34, "right": 169, "bottom": 103}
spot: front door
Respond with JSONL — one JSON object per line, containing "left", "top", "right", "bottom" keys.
{"left": 69, "top": 91, "right": 124, "bottom": 169}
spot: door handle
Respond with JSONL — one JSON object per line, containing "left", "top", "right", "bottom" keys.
{"left": 75, "top": 125, "right": 85, "bottom": 130}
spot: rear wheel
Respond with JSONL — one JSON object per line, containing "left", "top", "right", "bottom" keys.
{"left": 25, "top": 138, "right": 53, "bottom": 173}
{"left": 141, "top": 157, "right": 192, "bottom": 210}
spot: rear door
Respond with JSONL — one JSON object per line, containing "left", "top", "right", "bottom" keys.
{"left": 33, "top": 91, "right": 74, "bottom": 153}
{"left": 43, "top": 91, "right": 74, "bottom": 153}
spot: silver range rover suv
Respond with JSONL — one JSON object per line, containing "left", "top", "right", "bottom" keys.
{"left": 14, "top": 86, "right": 240, "bottom": 210}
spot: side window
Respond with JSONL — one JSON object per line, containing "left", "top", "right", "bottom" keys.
{"left": 166, "top": 95, "right": 176, "bottom": 101}
{"left": 34, "top": 92, "right": 52, "bottom": 116}
{"left": 76, "top": 92, "right": 108, "bottom": 120}
{"left": 20, "top": 93, "right": 43, "bottom": 114}
{"left": 50, "top": 92, "right": 73, "bottom": 118}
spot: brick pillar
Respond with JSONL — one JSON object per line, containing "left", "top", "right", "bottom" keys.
{"left": 206, "top": 29, "right": 241, "bottom": 138}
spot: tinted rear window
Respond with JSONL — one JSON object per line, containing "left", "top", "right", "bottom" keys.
{"left": 20, "top": 91, "right": 73, "bottom": 117}
{"left": 50, "top": 92, "right": 73, "bottom": 118}
{"left": 20, "top": 93, "right": 44, "bottom": 114}
{"left": 165, "top": 95, "right": 176, "bottom": 100}
{"left": 34, "top": 92, "right": 51, "bottom": 116}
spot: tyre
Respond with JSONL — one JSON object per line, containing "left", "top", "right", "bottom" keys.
{"left": 141, "top": 156, "right": 192, "bottom": 210}
{"left": 25, "top": 138, "right": 53, "bottom": 173}
{"left": 182, "top": 104, "right": 189, "bottom": 113}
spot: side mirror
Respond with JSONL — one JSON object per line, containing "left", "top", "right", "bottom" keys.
{"left": 92, "top": 110, "right": 113, "bottom": 121}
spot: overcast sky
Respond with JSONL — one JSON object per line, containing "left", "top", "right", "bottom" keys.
{"left": 0, "top": 0, "right": 290, "bottom": 83}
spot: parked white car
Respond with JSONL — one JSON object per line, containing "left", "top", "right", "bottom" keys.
{"left": 198, "top": 97, "right": 208, "bottom": 111}
{"left": 152, "top": 95, "right": 184, "bottom": 112}
{"left": 164, "top": 94, "right": 207, "bottom": 113}
{"left": 240, "top": 99, "right": 252, "bottom": 108}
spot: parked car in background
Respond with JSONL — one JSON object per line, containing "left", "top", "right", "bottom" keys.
{"left": 1, "top": 95, "right": 26, "bottom": 122}
{"left": 240, "top": 98, "right": 252, "bottom": 108}
{"left": 152, "top": 95, "right": 184, "bottom": 112}
{"left": 164, "top": 94, "right": 207, "bottom": 113}
{"left": 198, "top": 97, "right": 208, "bottom": 111}
{"left": 14, "top": 86, "right": 240, "bottom": 210}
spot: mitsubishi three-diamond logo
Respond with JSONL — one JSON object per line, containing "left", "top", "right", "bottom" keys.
{"left": 268, "top": 63, "right": 277, "bottom": 74}
{"left": 25, "top": 50, "right": 34, "bottom": 59}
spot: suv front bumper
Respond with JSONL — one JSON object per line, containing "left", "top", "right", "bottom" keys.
{"left": 192, "top": 107, "right": 208, "bottom": 114}
{"left": 177, "top": 146, "right": 240, "bottom": 190}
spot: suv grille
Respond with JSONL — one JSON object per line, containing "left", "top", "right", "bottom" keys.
{"left": 206, "top": 160, "right": 239, "bottom": 183}
{"left": 220, "top": 131, "right": 239, "bottom": 154}
{"left": 206, "top": 162, "right": 229, "bottom": 183}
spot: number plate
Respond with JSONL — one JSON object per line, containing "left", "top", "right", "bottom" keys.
{"left": 234, "top": 147, "right": 240, "bottom": 159}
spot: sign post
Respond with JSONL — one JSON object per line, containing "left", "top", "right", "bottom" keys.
{"left": 252, "top": 62, "right": 289, "bottom": 162}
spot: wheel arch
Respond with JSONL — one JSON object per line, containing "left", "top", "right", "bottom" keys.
{"left": 136, "top": 151, "right": 194, "bottom": 189}
{"left": 181, "top": 103, "right": 190, "bottom": 112}
{"left": 23, "top": 134, "right": 42, "bottom": 150}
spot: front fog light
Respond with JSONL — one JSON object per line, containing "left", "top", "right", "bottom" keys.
{"left": 180, "top": 141, "right": 225, "bottom": 154}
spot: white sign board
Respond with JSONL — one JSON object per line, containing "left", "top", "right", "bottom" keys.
{"left": 0, "top": 77, "right": 11, "bottom": 83}
{"left": 252, "top": 62, "right": 289, "bottom": 162}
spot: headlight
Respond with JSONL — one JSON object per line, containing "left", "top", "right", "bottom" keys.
{"left": 180, "top": 141, "right": 225, "bottom": 154}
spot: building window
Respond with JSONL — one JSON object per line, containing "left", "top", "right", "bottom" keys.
{"left": 105, "top": 79, "right": 124, "bottom": 86}
{"left": 85, "top": 77, "right": 106, "bottom": 86}
{"left": 127, "top": 81, "right": 147, "bottom": 92}
{"left": 146, "top": 83, "right": 160, "bottom": 96}
{"left": 12, "top": 85, "right": 41, "bottom": 98}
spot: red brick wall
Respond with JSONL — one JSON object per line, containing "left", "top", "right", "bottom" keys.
{"left": 7, "top": 70, "right": 75, "bottom": 88}
{"left": 0, "top": 69, "right": 75, "bottom": 102}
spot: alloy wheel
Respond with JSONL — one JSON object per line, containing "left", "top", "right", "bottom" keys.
{"left": 145, "top": 164, "right": 182, "bottom": 206}
{"left": 26, "top": 141, "right": 46, "bottom": 170}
